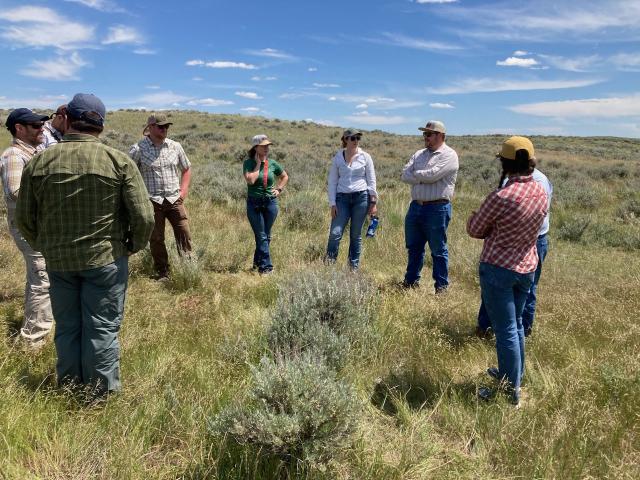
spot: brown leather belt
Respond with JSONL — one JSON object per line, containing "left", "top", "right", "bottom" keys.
{"left": 414, "top": 199, "right": 449, "bottom": 206}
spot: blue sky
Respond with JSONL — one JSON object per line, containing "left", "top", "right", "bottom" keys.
{"left": 1, "top": 0, "right": 639, "bottom": 138}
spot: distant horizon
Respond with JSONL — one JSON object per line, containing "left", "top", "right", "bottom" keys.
{"left": 1, "top": 0, "right": 638, "bottom": 138}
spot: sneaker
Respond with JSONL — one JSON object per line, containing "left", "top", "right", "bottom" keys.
{"left": 259, "top": 268, "right": 274, "bottom": 276}
{"left": 475, "top": 326, "right": 494, "bottom": 339}
{"left": 487, "top": 367, "right": 504, "bottom": 382}
{"left": 477, "top": 386, "right": 494, "bottom": 401}
{"left": 399, "top": 280, "right": 420, "bottom": 289}
{"left": 435, "top": 285, "right": 448, "bottom": 295}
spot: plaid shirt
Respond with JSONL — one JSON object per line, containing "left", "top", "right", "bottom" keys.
{"left": 0, "top": 138, "right": 40, "bottom": 225}
{"left": 467, "top": 175, "right": 548, "bottom": 273}
{"left": 129, "top": 136, "right": 191, "bottom": 204}
{"left": 15, "top": 133, "right": 155, "bottom": 272}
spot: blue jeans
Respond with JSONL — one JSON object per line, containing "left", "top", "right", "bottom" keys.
{"left": 479, "top": 262, "right": 534, "bottom": 401}
{"left": 246, "top": 196, "right": 279, "bottom": 272}
{"left": 326, "top": 191, "right": 370, "bottom": 268}
{"left": 478, "top": 234, "right": 548, "bottom": 332}
{"left": 48, "top": 256, "right": 129, "bottom": 394}
{"left": 404, "top": 201, "right": 451, "bottom": 288}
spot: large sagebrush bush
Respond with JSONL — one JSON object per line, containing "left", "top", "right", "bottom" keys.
{"left": 209, "top": 354, "right": 359, "bottom": 465}
{"left": 267, "top": 269, "right": 376, "bottom": 370}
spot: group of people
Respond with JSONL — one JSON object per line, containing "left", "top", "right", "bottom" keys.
{"left": 1, "top": 93, "right": 552, "bottom": 406}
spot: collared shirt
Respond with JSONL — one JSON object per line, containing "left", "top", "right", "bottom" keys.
{"left": 327, "top": 148, "right": 377, "bottom": 206}
{"left": 401, "top": 143, "right": 459, "bottom": 202}
{"left": 467, "top": 175, "right": 548, "bottom": 274}
{"left": 0, "top": 138, "right": 39, "bottom": 225}
{"left": 532, "top": 168, "right": 552, "bottom": 236}
{"left": 15, "top": 133, "right": 155, "bottom": 272}
{"left": 129, "top": 136, "right": 191, "bottom": 204}
{"left": 41, "top": 121, "right": 63, "bottom": 148}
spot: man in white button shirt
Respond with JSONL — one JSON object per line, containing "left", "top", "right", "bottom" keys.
{"left": 400, "top": 120, "right": 459, "bottom": 294}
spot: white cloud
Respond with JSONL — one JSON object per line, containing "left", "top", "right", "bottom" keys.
{"left": 344, "top": 111, "right": 409, "bottom": 125}
{"left": 610, "top": 52, "right": 640, "bottom": 71}
{"left": 241, "top": 107, "right": 260, "bottom": 112}
{"left": 187, "top": 98, "right": 233, "bottom": 107}
{"left": 537, "top": 54, "right": 600, "bottom": 72}
{"left": 513, "top": 50, "right": 529, "bottom": 56}
{"left": 313, "top": 83, "right": 340, "bottom": 88}
{"left": 328, "top": 96, "right": 337, "bottom": 101}
{"left": 246, "top": 48, "right": 295, "bottom": 60}
{"left": 102, "top": 25, "right": 144, "bottom": 45}
{"left": 20, "top": 52, "right": 88, "bottom": 81}
{"left": 137, "top": 91, "right": 191, "bottom": 106}
{"left": 145, "top": 85, "right": 161, "bottom": 90}
{"left": 356, "top": 104, "right": 368, "bottom": 109}
{"left": 192, "top": 77, "right": 203, "bottom": 81}
{"left": 185, "top": 59, "right": 257, "bottom": 69}
{"left": 0, "top": 94, "right": 68, "bottom": 110}
{"left": 0, "top": 6, "right": 94, "bottom": 50}
{"left": 207, "top": 61, "right": 258, "bottom": 70}
{"left": 428, "top": 77, "right": 603, "bottom": 94}
{"left": 497, "top": 57, "right": 540, "bottom": 68}
{"left": 509, "top": 94, "right": 640, "bottom": 118}
{"left": 134, "top": 48, "right": 156, "bottom": 55}
{"left": 373, "top": 32, "right": 462, "bottom": 52}
{"left": 64, "top": 0, "right": 125, "bottom": 13}
{"left": 308, "top": 67, "right": 318, "bottom": 72}
{"left": 235, "top": 91, "right": 263, "bottom": 100}
{"left": 252, "top": 76, "right": 278, "bottom": 81}
{"left": 305, "top": 118, "right": 335, "bottom": 126}
{"left": 430, "top": 102, "right": 455, "bottom": 109}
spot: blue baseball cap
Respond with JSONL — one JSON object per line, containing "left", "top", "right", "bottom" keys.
{"left": 67, "top": 93, "right": 106, "bottom": 126}
{"left": 5, "top": 108, "right": 48, "bottom": 130}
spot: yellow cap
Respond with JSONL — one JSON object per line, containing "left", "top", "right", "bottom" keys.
{"left": 499, "top": 136, "right": 534, "bottom": 160}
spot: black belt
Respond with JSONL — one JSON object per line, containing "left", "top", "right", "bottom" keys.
{"left": 414, "top": 199, "right": 449, "bottom": 205}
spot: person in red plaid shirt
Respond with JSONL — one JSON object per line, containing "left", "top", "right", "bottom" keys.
{"left": 467, "top": 136, "right": 548, "bottom": 406}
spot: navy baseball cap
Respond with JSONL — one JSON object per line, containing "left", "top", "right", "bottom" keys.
{"left": 5, "top": 108, "right": 48, "bottom": 130}
{"left": 67, "top": 93, "right": 106, "bottom": 126}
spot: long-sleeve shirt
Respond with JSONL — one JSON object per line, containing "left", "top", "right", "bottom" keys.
{"left": 467, "top": 175, "right": 548, "bottom": 274}
{"left": 0, "top": 138, "right": 40, "bottom": 225}
{"left": 327, "top": 148, "right": 377, "bottom": 206}
{"left": 41, "top": 121, "right": 64, "bottom": 148}
{"left": 15, "top": 133, "right": 155, "bottom": 272}
{"left": 129, "top": 136, "right": 191, "bottom": 204}
{"left": 401, "top": 143, "right": 459, "bottom": 202}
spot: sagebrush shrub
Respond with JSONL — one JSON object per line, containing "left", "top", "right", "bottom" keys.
{"left": 209, "top": 354, "right": 358, "bottom": 465}
{"left": 282, "top": 192, "right": 325, "bottom": 230}
{"left": 267, "top": 269, "right": 376, "bottom": 369}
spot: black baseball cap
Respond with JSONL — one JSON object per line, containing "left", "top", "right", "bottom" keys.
{"left": 5, "top": 108, "right": 48, "bottom": 130}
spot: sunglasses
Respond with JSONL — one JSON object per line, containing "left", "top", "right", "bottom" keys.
{"left": 154, "top": 124, "right": 170, "bottom": 130}
{"left": 26, "top": 122, "right": 45, "bottom": 129}
{"left": 423, "top": 131, "right": 439, "bottom": 138}
{"left": 346, "top": 135, "right": 361, "bottom": 142}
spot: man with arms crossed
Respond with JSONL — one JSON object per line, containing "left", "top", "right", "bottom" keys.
{"left": 401, "top": 120, "right": 459, "bottom": 294}
{"left": 129, "top": 114, "right": 192, "bottom": 280}
{"left": 1, "top": 108, "right": 54, "bottom": 348}
{"left": 16, "top": 93, "right": 154, "bottom": 398}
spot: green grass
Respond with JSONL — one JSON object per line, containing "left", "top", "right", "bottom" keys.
{"left": 1, "top": 110, "right": 639, "bottom": 478}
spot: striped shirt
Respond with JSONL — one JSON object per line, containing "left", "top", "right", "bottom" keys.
{"left": 41, "top": 121, "right": 64, "bottom": 148}
{"left": 467, "top": 175, "right": 548, "bottom": 274}
{"left": 401, "top": 143, "right": 459, "bottom": 202}
{"left": 15, "top": 133, "right": 155, "bottom": 271}
{"left": 0, "top": 138, "right": 40, "bottom": 225}
{"left": 327, "top": 148, "right": 378, "bottom": 206}
{"left": 129, "top": 136, "right": 191, "bottom": 204}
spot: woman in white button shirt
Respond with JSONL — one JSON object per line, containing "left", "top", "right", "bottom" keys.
{"left": 325, "top": 129, "right": 378, "bottom": 270}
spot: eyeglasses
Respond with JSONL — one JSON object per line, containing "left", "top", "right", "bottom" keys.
{"left": 423, "top": 131, "right": 439, "bottom": 138}
{"left": 346, "top": 135, "right": 361, "bottom": 142}
{"left": 154, "top": 124, "right": 169, "bottom": 130}
{"left": 50, "top": 111, "right": 65, "bottom": 119}
{"left": 26, "top": 122, "right": 44, "bottom": 129}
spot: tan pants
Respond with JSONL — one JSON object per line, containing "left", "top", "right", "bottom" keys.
{"left": 9, "top": 222, "right": 54, "bottom": 346}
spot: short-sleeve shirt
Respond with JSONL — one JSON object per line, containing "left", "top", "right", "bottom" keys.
{"left": 243, "top": 157, "right": 284, "bottom": 198}
{"left": 129, "top": 136, "right": 191, "bottom": 204}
